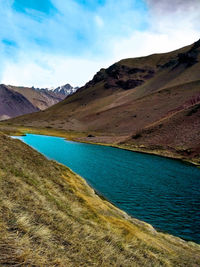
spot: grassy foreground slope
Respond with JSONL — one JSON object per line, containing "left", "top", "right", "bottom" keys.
{"left": 6, "top": 40, "right": 200, "bottom": 165}
{"left": 0, "top": 132, "right": 200, "bottom": 266}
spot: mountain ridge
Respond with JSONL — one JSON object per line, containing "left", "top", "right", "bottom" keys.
{"left": 0, "top": 84, "right": 39, "bottom": 121}
{"left": 2, "top": 39, "right": 200, "bottom": 164}
{"left": 0, "top": 83, "right": 79, "bottom": 120}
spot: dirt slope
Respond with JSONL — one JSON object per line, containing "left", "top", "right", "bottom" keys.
{"left": 5, "top": 39, "right": 200, "bottom": 163}
{"left": 0, "top": 85, "right": 39, "bottom": 120}
{"left": 0, "top": 84, "right": 67, "bottom": 120}
{"left": 8, "top": 85, "right": 65, "bottom": 110}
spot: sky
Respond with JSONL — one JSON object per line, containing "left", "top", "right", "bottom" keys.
{"left": 0, "top": 0, "right": 200, "bottom": 88}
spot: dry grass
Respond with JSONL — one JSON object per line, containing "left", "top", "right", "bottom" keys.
{"left": 0, "top": 132, "right": 200, "bottom": 266}
{"left": 0, "top": 124, "right": 84, "bottom": 139}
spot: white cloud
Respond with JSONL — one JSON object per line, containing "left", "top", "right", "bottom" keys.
{"left": 112, "top": 30, "right": 200, "bottom": 62}
{"left": 111, "top": 0, "right": 200, "bottom": 61}
{"left": 95, "top": 15, "right": 104, "bottom": 28}
{"left": 1, "top": 52, "right": 113, "bottom": 88}
{"left": 146, "top": 0, "right": 200, "bottom": 13}
{"left": 0, "top": 0, "right": 148, "bottom": 87}
{"left": 0, "top": 0, "right": 199, "bottom": 88}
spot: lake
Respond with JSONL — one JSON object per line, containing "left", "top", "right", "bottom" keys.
{"left": 14, "top": 134, "right": 200, "bottom": 243}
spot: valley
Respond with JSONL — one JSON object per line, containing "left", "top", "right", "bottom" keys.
{"left": 0, "top": 40, "right": 200, "bottom": 266}
{"left": 3, "top": 39, "right": 200, "bottom": 166}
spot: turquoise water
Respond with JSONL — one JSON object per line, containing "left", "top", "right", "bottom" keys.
{"left": 15, "top": 134, "right": 200, "bottom": 243}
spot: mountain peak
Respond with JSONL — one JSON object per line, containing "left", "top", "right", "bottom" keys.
{"left": 53, "top": 84, "right": 78, "bottom": 96}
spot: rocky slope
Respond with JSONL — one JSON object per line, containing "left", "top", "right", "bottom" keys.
{"left": 4, "top": 39, "right": 200, "bottom": 163}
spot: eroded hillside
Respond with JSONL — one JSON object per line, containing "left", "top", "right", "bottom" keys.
{"left": 5, "top": 40, "right": 200, "bottom": 164}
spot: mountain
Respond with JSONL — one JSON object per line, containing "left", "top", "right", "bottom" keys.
{"left": 9, "top": 85, "right": 65, "bottom": 110}
{"left": 53, "top": 83, "right": 78, "bottom": 96}
{"left": 0, "top": 84, "right": 39, "bottom": 121}
{"left": 0, "top": 132, "right": 200, "bottom": 265}
{"left": 4, "top": 39, "right": 200, "bottom": 164}
{"left": 0, "top": 83, "right": 78, "bottom": 120}
{"left": 33, "top": 83, "right": 79, "bottom": 98}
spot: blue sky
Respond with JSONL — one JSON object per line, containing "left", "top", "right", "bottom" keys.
{"left": 0, "top": 0, "right": 200, "bottom": 87}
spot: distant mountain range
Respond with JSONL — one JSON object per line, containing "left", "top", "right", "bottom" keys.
{"left": 52, "top": 84, "right": 79, "bottom": 96}
{"left": 0, "top": 84, "right": 39, "bottom": 121}
{"left": 8, "top": 39, "right": 200, "bottom": 164}
{"left": 0, "top": 84, "right": 78, "bottom": 120}
{"left": 33, "top": 83, "right": 79, "bottom": 97}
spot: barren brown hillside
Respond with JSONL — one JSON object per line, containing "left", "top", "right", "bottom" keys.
{"left": 0, "top": 85, "right": 39, "bottom": 121}
{"left": 7, "top": 85, "right": 65, "bottom": 110}
{"left": 0, "top": 84, "right": 67, "bottom": 120}
{"left": 4, "top": 39, "right": 200, "bottom": 164}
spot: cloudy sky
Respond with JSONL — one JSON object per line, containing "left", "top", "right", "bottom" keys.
{"left": 0, "top": 0, "right": 200, "bottom": 88}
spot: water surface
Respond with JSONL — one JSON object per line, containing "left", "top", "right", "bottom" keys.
{"left": 15, "top": 134, "right": 200, "bottom": 243}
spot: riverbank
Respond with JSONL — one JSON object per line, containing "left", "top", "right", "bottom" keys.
{"left": 1, "top": 131, "right": 200, "bottom": 266}
{"left": 0, "top": 123, "right": 199, "bottom": 168}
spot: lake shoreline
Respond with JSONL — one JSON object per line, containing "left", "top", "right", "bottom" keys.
{"left": 1, "top": 124, "right": 199, "bottom": 168}
{"left": 72, "top": 138, "right": 200, "bottom": 168}
{"left": 13, "top": 131, "right": 200, "bottom": 244}
{"left": 2, "top": 131, "right": 200, "bottom": 266}
{"left": 10, "top": 132, "right": 200, "bottom": 244}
